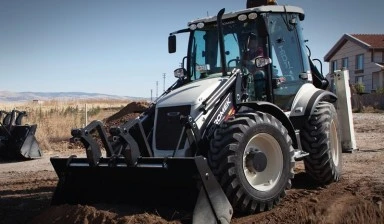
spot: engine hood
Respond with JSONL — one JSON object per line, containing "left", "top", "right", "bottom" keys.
{"left": 156, "top": 77, "right": 227, "bottom": 108}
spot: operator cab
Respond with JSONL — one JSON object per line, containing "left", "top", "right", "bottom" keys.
{"left": 169, "top": 4, "right": 313, "bottom": 111}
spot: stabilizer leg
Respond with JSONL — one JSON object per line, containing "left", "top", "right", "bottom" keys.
{"left": 193, "top": 157, "right": 233, "bottom": 224}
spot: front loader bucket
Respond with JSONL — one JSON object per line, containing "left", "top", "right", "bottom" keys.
{"left": 50, "top": 156, "right": 233, "bottom": 224}
{"left": 19, "top": 128, "right": 42, "bottom": 159}
{"left": 0, "top": 124, "right": 43, "bottom": 160}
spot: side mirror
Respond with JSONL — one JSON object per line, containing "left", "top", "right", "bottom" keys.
{"left": 168, "top": 35, "right": 176, "bottom": 53}
{"left": 299, "top": 72, "right": 313, "bottom": 81}
{"left": 255, "top": 57, "right": 272, "bottom": 68}
{"left": 299, "top": 72, "right": 308, "bottom": 80}
{"left": 174, "top": 68, "right": 186, "bottom": 79}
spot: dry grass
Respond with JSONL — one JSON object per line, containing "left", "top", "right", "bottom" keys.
{"left": 0, "top": 99, "right": 130, "bottom": 153}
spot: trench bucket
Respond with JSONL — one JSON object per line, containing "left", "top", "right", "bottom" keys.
{"left": 50, "top": 156, "right": 233, "bottom": 224}
{"left": 0, "top": 124, "right": 42, "bottom": 160}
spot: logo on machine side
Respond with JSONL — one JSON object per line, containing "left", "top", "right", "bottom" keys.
{"left": 205, "top": 95, "right": 235, "bottom": 140}
{"left": 214, "top": 97, "right": 232, "bottom": 125}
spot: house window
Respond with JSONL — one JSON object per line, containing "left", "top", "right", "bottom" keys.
{"left": 331, "top": 60, "right": 338, "bottom": 72}
{"left": 355, "top": 54, "right": 364, "bottom": 72}
{"left": 373, "top": 51, "right": 384, "bottom": 63}
{"left": 355, "top": 75, "right": 364, "bottom": 84}
{"left": 342, "top": 57, "right": 348, "bottom": 69}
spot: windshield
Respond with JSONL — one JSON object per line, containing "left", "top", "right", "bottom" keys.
{"left": 184, "top": 11, "right": 311, "bottom": 110}
{"left": 188, "top": 19, "right": 265, "bottom": 81}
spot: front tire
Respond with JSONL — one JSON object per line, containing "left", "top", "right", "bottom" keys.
{"left": 300, "top": 101, "right": 342, "bottom": 184}
{"left": 208, "top": 112, "right": 295, "bottom": 213}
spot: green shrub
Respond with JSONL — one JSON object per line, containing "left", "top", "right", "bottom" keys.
{"left": 376, "top": 87, "right": 384, "bottom": 94}
{"left": 354, "top": 83, "right": 365, "bottom": 94}
{"left": 88, "top": 106, "right": 101, "bottom": 117}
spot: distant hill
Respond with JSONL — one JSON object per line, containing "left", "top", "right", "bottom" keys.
{"left": 0, "top": 91, "right": 148, "bottom": 102}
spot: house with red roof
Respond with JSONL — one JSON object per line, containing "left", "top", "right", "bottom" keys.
{"left": 324, "top": 34, "right": 384, "bottom": 93}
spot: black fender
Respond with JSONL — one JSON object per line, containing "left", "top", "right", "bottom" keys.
{"left": 290, "top": 88, "right": 337, "bottom": 130}
{"left": 237, "top": 101, "right": 298, "bottom": 148}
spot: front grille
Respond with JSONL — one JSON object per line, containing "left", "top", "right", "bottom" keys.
{"left": 155, "top": 105, "right": 191, "bottom": 150}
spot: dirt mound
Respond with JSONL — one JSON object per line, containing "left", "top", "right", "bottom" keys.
{"left": 30, "top": 204, "right": 176, "bottom": 224}
{"left": 232, "top": 175, "right": 384, "bottom": 224}
{"left": 27, "top": 176, "right": 384, "bottom": 224}
{"left": 105, "top": 101, "right": 150, "bottom": 126}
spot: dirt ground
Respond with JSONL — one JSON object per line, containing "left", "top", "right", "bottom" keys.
{"left": 1, "top": 106, "right": 383, "bottom": 224}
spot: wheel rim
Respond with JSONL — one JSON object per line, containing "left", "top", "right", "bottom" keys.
{"left": 330, "top": 120, "right": 340, "bottom": 167}
{"left": 243, "top": 133, "right": 283, "bottom": 192}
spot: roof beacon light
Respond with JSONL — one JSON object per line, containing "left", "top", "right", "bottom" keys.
{"left": 247, "top": 0, "right": 277, "bottom": 8}
{"left": 268, "top": 0, "right": 278, "bottom": 5}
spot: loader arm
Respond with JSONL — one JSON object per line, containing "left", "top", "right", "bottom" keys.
{"left": 70, "top": 120, "right": 114, "bottom": 166}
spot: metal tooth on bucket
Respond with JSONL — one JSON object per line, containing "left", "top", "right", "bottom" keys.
{"left": 0, "top": 110, "right": 42, "bottom": 160}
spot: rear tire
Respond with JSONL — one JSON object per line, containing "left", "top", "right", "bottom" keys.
{"left": 300, "top": 101, "right": 342, "bottom": 184}
{"left": 208, "top": 112, "right": 295, "bottom": 213}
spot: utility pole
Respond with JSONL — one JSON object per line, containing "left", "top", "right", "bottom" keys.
{"left": 84, "top": 104, "right": 88, "bottom": 127}
{"left": 150, "top": 89, "right": 153, "bottom": 102}
{"left": 156, "top": 81, "right": 158, "bottom": 99}
{"left": 163, "top": 73, "right": 166, "bottom": 92}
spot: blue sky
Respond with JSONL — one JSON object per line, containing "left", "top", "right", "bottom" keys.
{"left": 1, "top": 0, "right": 383, "bottom": 97}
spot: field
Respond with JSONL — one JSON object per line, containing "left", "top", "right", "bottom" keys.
{"left": 0, "top": 99, "right": 130, "bottom": 153}
{"left": 0, "top": 100, "right": 383, "bottom": 224}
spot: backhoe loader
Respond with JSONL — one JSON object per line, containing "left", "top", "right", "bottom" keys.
{"left": 50, "top": 0, "right": 356, "bottom": 223}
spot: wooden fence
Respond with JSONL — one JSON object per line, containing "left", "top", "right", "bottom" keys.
{"left": 351, "top": 94, "right": 384, "bottom": 111}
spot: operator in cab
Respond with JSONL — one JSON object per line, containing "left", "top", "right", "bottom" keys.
{"left": 242, "top": 33, "right": 267, "bottom": 101}
{"left": 243, "top": 33, "right": 265, "bottom": 74}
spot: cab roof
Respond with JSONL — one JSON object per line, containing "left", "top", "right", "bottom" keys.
{"left": 188, "top": 5, "right": 305, "bottom": 25}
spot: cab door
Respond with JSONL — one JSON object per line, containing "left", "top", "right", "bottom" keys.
{"left": 268, "top": 14, "right": 311, "bottom": 111}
